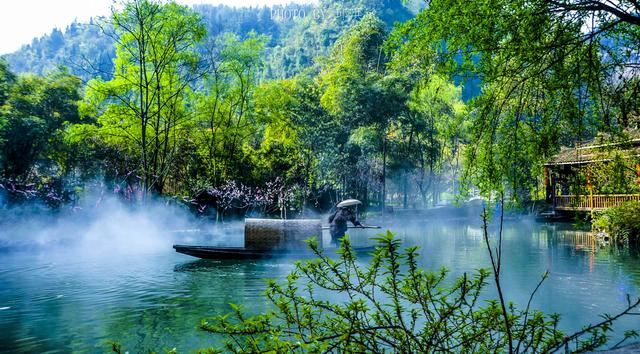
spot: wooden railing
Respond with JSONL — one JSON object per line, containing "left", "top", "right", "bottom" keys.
{"left": 555, "top": 194, "right": 640, "bottom": 211}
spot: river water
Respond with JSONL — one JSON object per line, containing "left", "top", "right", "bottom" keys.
{"left": 0, "top": 220, "right": 639, "bottom": 352}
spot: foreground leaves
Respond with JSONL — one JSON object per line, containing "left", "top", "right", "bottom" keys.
{"left": 200, "top": 231, "right": 640, "bottom": 353}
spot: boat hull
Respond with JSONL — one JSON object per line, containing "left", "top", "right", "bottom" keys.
{"left": 172, "top": 244, "right": 375, "bottom": 260}
{"left": 173, "top": 245, "right": 316, "bottom": 259}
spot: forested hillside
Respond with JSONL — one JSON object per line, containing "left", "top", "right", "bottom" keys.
{"left": 3, "top": 0, "right": 413, "bottom": 81}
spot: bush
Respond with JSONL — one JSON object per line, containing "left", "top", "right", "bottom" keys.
{"left": 593, "top": 201, "right": 640, "bottom": 245}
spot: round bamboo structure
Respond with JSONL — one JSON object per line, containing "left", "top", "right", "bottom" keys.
{"left": 244, "top": 218, "right": 323, "bottom": 250}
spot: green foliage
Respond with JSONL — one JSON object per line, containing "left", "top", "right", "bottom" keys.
{"left": 191, "top": 32, "right": 268, "bottom": 187}
{"left": 0, "top": 0, "right": 468, "bottom": 212}
{"left": 398, "top": 74, "right": 467, "bottom": 206}
{"left": 389, "top": 0, "right": 640, "bottom": 202}
{"left": 593, "top": 201, "right": 640, "bottom": 245}
{"left": 320, "top": 13, "right": 388, "bottom": 119}
{"left": 199, "top": 232, "right": 640, "bottom": 353}
{"left": 251, "top": 80, "right": 309, "bottom": 185}
{"left": 0, "top": 68, "right": 81, "bottom": 179}
{"left": 314, "top": 13, "right": 433, "bottom": 207}
{"left": 0, "top": 59, "right": 16, "bottom": 107}
{"left": 2, "top": 0, "right": 639, "bottom": 215}
{"left": 263, "top": 0, "right": 412, "bottom": 79}
{"left": 3, "top": 21, "right": 115, "bottom": 82}
{"left": 589, "top": 155, "right": 640, "bottom": 195}
{"left": 83, "top": 0, "right": 206, "bottom": 195}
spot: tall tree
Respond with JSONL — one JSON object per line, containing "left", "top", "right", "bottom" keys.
{"left": 394, "top": 74, "right": 467, "bottom": 207}
{"left": 320, "top": 13, "right": 408, "bottom": 209}
{"left": 83, "top": 0, "right": 206, "bottom": 196}
{"left": 193, "top": 33, "right": 267, "bottom": 186}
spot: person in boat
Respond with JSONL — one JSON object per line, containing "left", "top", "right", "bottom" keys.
{"left": 328, "top": 206, "right": 363, "bottom": 244}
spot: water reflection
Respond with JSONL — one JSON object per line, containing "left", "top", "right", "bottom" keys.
{"left": 174, "top": 258, "right": 261, "bottom": 272}
{"left": 0, "top": 221, "right": 638, "bottom": 353}
{"left": 394, "top": 221, "right": 640, "bottom": 340}
{"left": 103, "top": 258, "right": 295, "bottom": 351}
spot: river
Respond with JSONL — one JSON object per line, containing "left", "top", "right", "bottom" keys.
{"left": 1, "top": 219, "right": 639, "bottom": 352}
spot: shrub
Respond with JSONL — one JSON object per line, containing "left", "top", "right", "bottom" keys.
{"left": 593, "top": 201, "right": 640, "bottom": 245}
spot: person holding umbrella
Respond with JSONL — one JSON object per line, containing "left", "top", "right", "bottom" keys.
{"left": 329, "top": 199, "right": 363, "bottom": 245}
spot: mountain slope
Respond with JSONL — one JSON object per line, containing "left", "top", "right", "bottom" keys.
{"left": 2, "top": 0, "right": 414, "bottom": 81}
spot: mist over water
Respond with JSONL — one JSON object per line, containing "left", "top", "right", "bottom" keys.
{"left": 0, "top": 192, "right": 254, "bottom": 253}
{"left": 0, "top": 198, "right": 183, "bottom": 252}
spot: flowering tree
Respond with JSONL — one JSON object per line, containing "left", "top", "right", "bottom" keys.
{"left": 204, "top": 178, "right": 296, "bottom": 221}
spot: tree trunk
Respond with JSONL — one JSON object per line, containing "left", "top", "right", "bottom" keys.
{"left": 382, "top": 132, "right": 387, "bottom": 214}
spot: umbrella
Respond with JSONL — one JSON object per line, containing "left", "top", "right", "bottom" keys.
{"left": 337, "top": 199, "right": 362, "bottom": 208}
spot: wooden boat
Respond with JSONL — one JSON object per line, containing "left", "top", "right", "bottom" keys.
{"left": 173, "top": 219, "right": 380, "bottom": 260}
{"left": 173, "top": 244, "right": 376, "bottom": 260}
{"left": 173, "top": 245, "right": 311, "bottom": 259}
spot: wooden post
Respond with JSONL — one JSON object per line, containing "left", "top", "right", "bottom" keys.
{"left": 587, "top": 171, "right": 594, "bottom": 218}
{"left": 544, "top": 167, "right": 552, "bottom": 203}
{"left": 589, "top": 185, "right": 594, "bottom": 217}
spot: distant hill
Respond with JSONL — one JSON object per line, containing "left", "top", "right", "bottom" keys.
{"left": 3, "top": 20, "right": 116, "bottom": 81}
{"left": 2, "top": 0, "right": 414, "bottom": 81}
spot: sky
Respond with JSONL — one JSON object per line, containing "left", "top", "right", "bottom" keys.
{"left": 0, "top": 0, "right": 316, "bottom": 55}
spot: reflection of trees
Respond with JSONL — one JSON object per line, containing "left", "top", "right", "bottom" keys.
{"left": 102, "top": 259, "right": 290, "bottom": 351}
{"left": 597, "top": 246, "right": 640, "bottom": 288}
{"left": 400, "top": 221, "right": 639, "bottom": 332}
{"left": 540, "top": 223, "right": 640, "bottom": 287}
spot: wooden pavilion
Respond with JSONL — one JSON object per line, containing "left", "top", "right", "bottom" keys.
{"left": 544, "top": 131, "right": 640, "bottom": 212}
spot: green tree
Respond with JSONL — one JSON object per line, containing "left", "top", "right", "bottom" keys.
{"left": 251, "top": 79, "right": 309, "bottom": 186}
{"left": 0, "top": 59, "right": 17, "bottom": 166}
{"left": 192, "top": 33, "right": 268, "bottom": 187}
{"left": 393, "top": 74, "right": 467, "bottom": 207}
{"left": 319, "top": 13, "right": 408, "bottom": 209}
{"left": 256, "top": 76, "right": 335, "bottom": 211}
{"left": 389, "top": 0, "right": 640, "bottom": 201}
{"left": 0, "top": 69, "right": 81, "bottom": 179}
{"left": 82, "top": 0, "right": 206, "bottom": 196}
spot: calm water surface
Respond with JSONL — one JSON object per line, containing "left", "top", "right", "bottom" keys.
{"left": 1, "top": 220, "right": 639, "bottom": 352}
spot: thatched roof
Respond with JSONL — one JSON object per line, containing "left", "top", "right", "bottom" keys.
{"left": 545, "top": 130, "right": 640, "bottom": 167}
